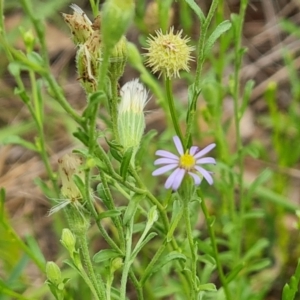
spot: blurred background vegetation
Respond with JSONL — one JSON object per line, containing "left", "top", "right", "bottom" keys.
{"left": 1, "top": 0, "right": 300, "bottom": 299}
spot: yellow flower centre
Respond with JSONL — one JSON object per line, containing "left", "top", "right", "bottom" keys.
{"left": 179, "top": 152, "right": 195, "bottom": 170}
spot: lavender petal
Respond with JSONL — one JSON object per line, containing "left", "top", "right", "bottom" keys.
{"left": 152, "top": 164, "right": 178, "bottom": 176}
{"left": 194, "top": 143, "right": 216, "bottom": 159}
{"left": 171, "top": 169, "right": 186, "bottom": 190}
{"left": 188, "top": 172, "right": 201, "bottom": 186}
{"left": 155, "top": 150, "right": 179, "bottom": 160}
{"left": 173, "top": 136, "right": 184, "bottom": 155}
{"left": 196, "top": 157, "right": 216, "bottom": 165}
{"left": 189, "top": 146, "right": 199, "bottom": 156}
{"left": 194, "top": 165, "right": 214, "bottom": 185}
{"left": 165, "top": 168, "right": 181, "bottom": 189}
{"left": 154, "top": 157, "right": 179, "bottom": 165}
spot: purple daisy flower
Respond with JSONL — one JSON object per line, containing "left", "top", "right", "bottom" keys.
{"left": 152, "top": 136, "right": 216, "bottom": 191}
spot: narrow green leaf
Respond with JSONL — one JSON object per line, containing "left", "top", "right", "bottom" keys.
{"left": 25, "top": 235, "right": 46, "bottom": 266}
{"left": 98, "top": 209, "right": 122, "bottom": 220}
{"left": 73, "top": 130, "right": 89, "bottom": 146}
{"left": 93, "top": 249, "right": 121, "bottom": 263}
{"left": 226, "top": 262, "right": 245, "bottom": 283}
{"left": 152, "top": 252, "right": 187, "bottom": 274}
{"left": 136, "top": 129, "right": 157, "bottom": 165}
{"left": 27, "top": 52, "right": 44, "bottom": 65}
{"left": 1, "top": 135, "right": 37, "bottom": 152}
{"left": 246, "top": 168, "right": 273, "bottom": 201}
{"left": 131, "top": 232, "right": 157, "bottom": 258}
{"left": 282, "top": 259, "right": 300, "bottom": 300}
{"left": 8, "top": 62, "right": 21, "bottom": 77}
{"left": 242, "top": 238, "right": 269, "bottom": 262}
{"left": 83, "top": 91, "right": 107, "bottom": 119}
{"left": 198, "top": 283, "right": 217, "bottom": 291}
{"left": 73, "top": 174, "right": 86, "bottom": 199}
{"left": 184, "top": 0, "right": 205, "bottom": 22}
{"left": 123, "top": 194, "right": 144, "bottom": 225}
{"left": 244, "top": 258, "right": 271, "bottom": 273}
{"left": 204, "top": 20, "right": 232, "bottom": 57}
{"left": 239, "top": 79, "right": 255, "bottom": 119}
{"left": 120, "top": 147, "right": 133, "bottom": 180}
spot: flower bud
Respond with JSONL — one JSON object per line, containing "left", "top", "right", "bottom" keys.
{"left": 61, "top": 228, "right": 76, "bottom": 253}
{"left": 111, "top": 257, "right": 123, "bottom": 273}
{"left": 118, "top": 79, "right": 148, "bottom": 159}
{"left": 144, "top": 27, "right": 194, "bottom": 78}
{"left": 109, "top": 36, "right": 128, "bottom": 80}
{"left": 62, "top": 4, "right": 93, "bottom": 45}
{"left": 46, "top": 261, "right": 62, "bottom": 285}
{"left": 101, "top": 0, "right": 134, "bottom": 51}
{"left": 58, "top": 153, "right": 85, "bottom": 201}
{"left": 76, "top": 28, "right": 102, "bottom": 94}
{"left": 19, "top": 28, "right": 35, "bottom": 52}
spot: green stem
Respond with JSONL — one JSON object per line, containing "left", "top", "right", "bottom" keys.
{"left": 84, "top": 171, "right": 123, "bottom": 255}
{"left": 120, "top": 218, "right": 134, "bottom": 300}
{"left": 165, "top": 76, "right": 184, "bottom": 144}
{"left": 140, "top": 239, "right": 167, "bottom": 285}
{"left": 77, "top": 232, "right": 106, "bottom": 300}
{"left": 186, "top": 0, "right": 219, "bottom": 146}
{"left": 129, "top": 271, "right": 144, "bottom": 300}
{"left": 99, "top": 171, "right": 126, "bottom": 251}
{"left": 89, "top": 0, "right": 100, "bottom": 17}
{"left": 199, "top": 192, "right": 232, "bottom": 300}
{"left": 195, "top": 0, "right": 219, "bottom": 89}
{"left": 29, "top": 71, "right": 59, "bottom": 196}
{"left": 183, "top": 201, "right": 197, "bottom": 299}
{"left": 130, "top": 168, "right": 191, "bottom": 293}
{"left": 44, "top": 74, "right": 84, "bottom": 126}
{"left": 109, "top": 75, "right": 120, "bottom": 142}
{"left": 232, "top": 0, "right": 248, "bottom": 260}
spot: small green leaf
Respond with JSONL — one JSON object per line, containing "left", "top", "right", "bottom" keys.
{"left": 8, "top": 62, "right": 21, "bottom": 77}
{"left": 226, "top": 262, "right": 245, "bottom": 283}
{"left": 73, "top": 174, "right": 86, "bottom": 199}
{"left": 152, "top": 252, "right": 187, "bottom": 274}
{"left": 136, "top": 129, "right": 157, "bottom": 165}
{"left": 93, "top": 249, "right": 122, "bottom": 263}
{"left": 204, "top": 20, "right": 232, "bottom": 57}
{"left": 198, "top": 283, "right": 217, "bottom": 291}
{"left": 83, "top": 91, "right": 107, "bottom": 119}
{"left": 184, "top": 0, "right": 205, "bottom": 22}
{"left": 73, "top": 129, "right": 89, "bottom": 146}
{"left": 25, "top": 235, "right": 46, "bottom": 266}
{"left": 242, "top": 238, "right": 269, "bottom": 262}
{"left": 27, "top": 52, "right": 44, "bottom": 65}
{"left": 198, "top": 254, "right": 216, "bottom": 266}
{"left": 244, "top": 258, "right": 271, "bottom": 273}
{"left": 239, "top": 79, "right": 254, "bottom": 119}
{"left": 1, "top": 135, "right": 37, "bottom": 152}
{"left": 120, "top": 147, "right": 133, "bottom": 180}
{"left": 131, "top": 232, "right": 157, "bottom": 258}
{"left": 98, "top": 209, "right": 122, "bottom": 220}
{"left": 34, "top": 178, "right": 55, "bottom": 198}
{"left": 123, "top": 194, "right": 144, "bottom": 225}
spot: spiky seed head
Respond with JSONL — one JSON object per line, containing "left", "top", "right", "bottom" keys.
{"left": 58, "top": 153, "right": 85, "bottom": 201}
{"left": 62, "top": 4, "right": 93, "bottom": 45}
{"left": 109, "top": 36, "right": 128, "bottom": 80}
{"left": 144, "top": 27, "right": 194, "bottom": 78}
